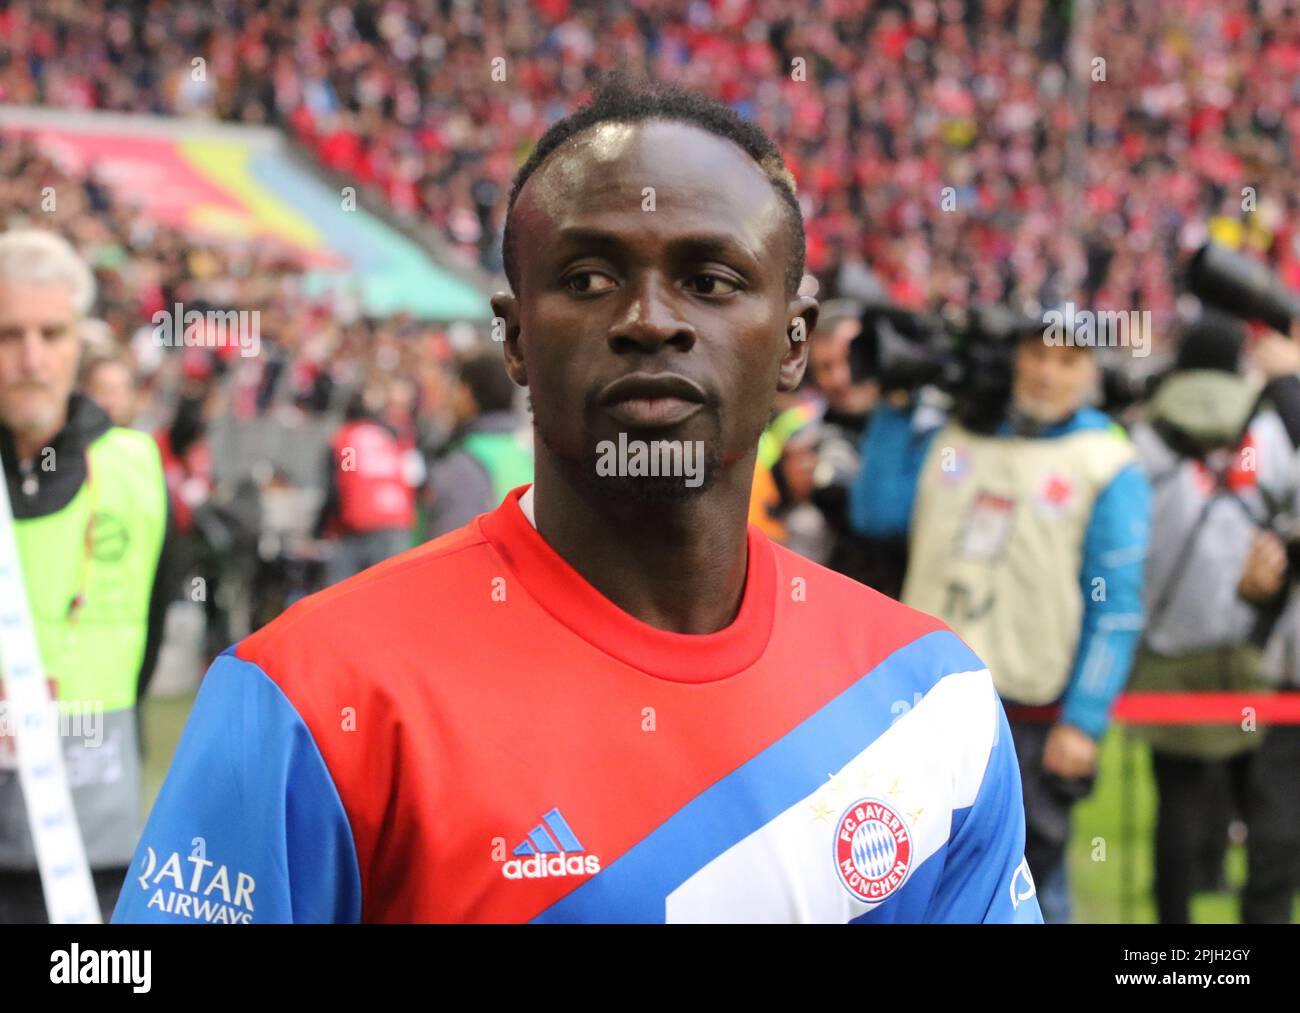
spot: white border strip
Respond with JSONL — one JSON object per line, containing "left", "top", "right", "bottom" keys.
{"left": 0, "top": 447, "right": 100, "bottom": 923}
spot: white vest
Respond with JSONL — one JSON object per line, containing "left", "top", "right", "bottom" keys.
{"left": 902, "top": 421, "right": 1135, "bottom": 704}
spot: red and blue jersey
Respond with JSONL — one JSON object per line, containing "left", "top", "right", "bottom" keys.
{"left": 113, "top": 485, "right": 1041, "bottom": 923}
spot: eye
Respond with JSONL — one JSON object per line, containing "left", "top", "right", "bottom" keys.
{"left": 685, "top": 273, "right": 741, "bottom": 297}
{"left": 564, "top": 271, "right": 618, "bottom": 294}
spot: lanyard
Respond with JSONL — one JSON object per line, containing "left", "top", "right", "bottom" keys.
{"left": 0, "top": 443, "right": 100, "bottom": 923}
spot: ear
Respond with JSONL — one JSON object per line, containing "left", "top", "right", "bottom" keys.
{"left": 490, "top": 291, "right": 527, "bottom": 387}
{"left": 777, "top": 295, "right": 818, "bottom": 393}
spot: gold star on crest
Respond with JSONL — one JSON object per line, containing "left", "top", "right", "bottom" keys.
{"left": 908, "top": 807, "right": 924, "bottom": 824}
{"left": 825, "top": 771, "right": 849, "bottom": 794}
{"left": 809, "top": 797, "right": 835, "bottom": 824}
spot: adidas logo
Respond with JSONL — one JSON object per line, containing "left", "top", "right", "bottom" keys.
{"left": 502, "top": 807, "right": 601, "bottom": 880}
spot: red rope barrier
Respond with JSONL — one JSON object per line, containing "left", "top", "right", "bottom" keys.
{"left": 1112, "top": 692, "right": 1300, "bottom": 724}
{"left": 1006, "top": 693, "right": 1300, "bottom": 725}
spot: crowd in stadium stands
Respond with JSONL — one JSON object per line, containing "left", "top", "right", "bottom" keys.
{"left": 2, "top": 0, "right": 1299, "bottom": 322}
{"left": 1, "top": 0, "right": 1300, "bottom": 923}
{"left": 0, "top": 130, "right": 468, "bottom": 642}
{"left": 0, "top": 131, "right": 461, "bottom": 434}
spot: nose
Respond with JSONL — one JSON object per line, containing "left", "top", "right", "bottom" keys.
{"left": 17, "top": 326, "right": 46, "bottom": 376}
{"left": 607, "top": 272, "right": 696, "bottom": 355}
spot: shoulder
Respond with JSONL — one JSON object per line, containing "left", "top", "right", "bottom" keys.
{"left": 1049, "top": 411, "right": 1140, "bottom": 489}
{"left": 94, "top": 425, "right": 164, "bottom": 469}
{"left": 252, "top": 517, "right": 486, "bottom": 631}
{"left": 1248, "top": 408, "right": 1297, "bottom": 480}
{"left": 767, "top": 536, "right": 987, "bottom": 687}
{"left": 236, "top": 519, "right": 493, "bottom": 695}
{"left": 90, "top": 427, "right": 167, "bottom": 519}
{"left": 1053, "top": 408, "right": 1133, "bottom": 446}
{"left": 1128, "top": 419, "right": 1169, "bottom": 464}
{"left": 763, "top": 540, "right": 1005, "bottom": 803}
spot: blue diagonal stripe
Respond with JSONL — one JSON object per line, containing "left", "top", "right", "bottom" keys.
{"left": 532, "top": 629, "right": 983, "bottom": 923}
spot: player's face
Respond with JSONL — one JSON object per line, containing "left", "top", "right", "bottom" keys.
{"left": 495, "top": 119, "right": 816, "bottom": 499}
{"left": 0, "top": 281, "right": 81, "bottom": 438}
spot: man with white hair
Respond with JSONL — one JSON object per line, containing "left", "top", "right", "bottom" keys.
{"left": 0, "top": 229, "right": 171, "bottom": 922}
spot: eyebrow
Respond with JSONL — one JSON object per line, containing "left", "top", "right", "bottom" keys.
{"left": 551, "top": 226, "right": 761, "bottom": 270}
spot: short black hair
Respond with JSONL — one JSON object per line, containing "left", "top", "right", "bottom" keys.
{"left": 501, "top": 72, "right": 806, "bottom": 300}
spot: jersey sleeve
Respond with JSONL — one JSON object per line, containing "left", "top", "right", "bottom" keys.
{"left": 928, "top": 684, "right": 1043, "bottom": 923}
{"left": 112, "top": 649, "right": 362, "bottom": 923}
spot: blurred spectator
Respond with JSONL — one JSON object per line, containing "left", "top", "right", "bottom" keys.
{"left": 1127, "top": 313, "right": 1300, "bottom": 923}
{"left": 807, "top": 301, "right": 877, "bottom": 437}
{"left": 315, "top": 384, "right": 418, "bottom": 584}
{"left": 426, "top": 347, "right": 532, "bottom": 537}
{"left": 804, "top": 299, "right": 881, "bottom": 583}
{"left": 748, "top": 398, "right": 816, "bottom": 543}
{"left": 78, "top": 343, "right": 137, "bottom": 428}
{"left": 846, "top": 383, "right": 929, "bottom": 599}
{"left": 769, "top": 418, "right": 835, "bottom": 564}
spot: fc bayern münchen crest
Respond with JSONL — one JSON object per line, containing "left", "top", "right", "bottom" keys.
{"left": 833, "top": 797, "right": 913, "bottom": 902}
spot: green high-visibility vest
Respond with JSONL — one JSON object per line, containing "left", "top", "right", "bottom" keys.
{"left": 460, "top": 429, "right": 534, "bottom": 507}
{"left": 13, "top": 427, "right": 166, "bottom": 711}
{"left": 0, "top": 426, "right": 166, "bottom": 869}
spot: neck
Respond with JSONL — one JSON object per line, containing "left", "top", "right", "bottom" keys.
{"left": 13, "top": 421, "right": 64, "bottom": 466}
{"left": 530, "top": 446, "right": 755, "bottom": 635}
{"left": 1008, "top": 402, "right": 1076, "bottom": 436}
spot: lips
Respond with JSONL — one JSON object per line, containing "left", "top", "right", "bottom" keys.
{"left": 598, "top": 372, "right": 707, "bottom": 428}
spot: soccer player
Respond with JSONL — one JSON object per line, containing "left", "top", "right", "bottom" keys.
{"left": 113, "top": 78, "right": 1042, "bottom": 924}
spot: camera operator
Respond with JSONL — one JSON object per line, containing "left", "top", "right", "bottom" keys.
{"left": 1126, "top": 313, "right": 1300, "bottom": 924}
{"left": 850, "top": 317, "right": 1151, "bottom": 923}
